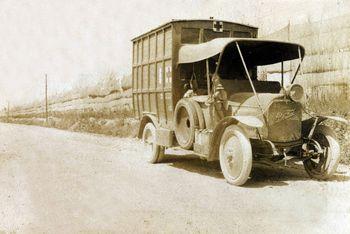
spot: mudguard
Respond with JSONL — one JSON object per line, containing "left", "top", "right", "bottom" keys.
{"left": 207, "top": 115, "right": 262, "bottom": 161}
{"left": 302, "top": 115, "right": 348, "bottom": 137}
{"left": 138, "top": 113, "right": 159, "bottom": 139}
{"left": 233, "top": 116, "right": 264, "bottom": 128}
{"left": 322, "top": 115, "right": 349, "bottom": 125}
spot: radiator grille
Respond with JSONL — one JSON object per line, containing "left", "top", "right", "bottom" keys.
{"left": 267, "top": 100, "right": 302, "bottom": 142}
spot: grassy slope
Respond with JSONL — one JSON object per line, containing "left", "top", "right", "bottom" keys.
{"left": 2, "top": 97, "right": 349, "bottom": 164}
{"left": 2, "top": 108, "right": 139, "bottom": 138}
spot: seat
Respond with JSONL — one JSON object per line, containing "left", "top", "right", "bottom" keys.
{"left": 220, "top": 79, "right": 281, "bottom": 95}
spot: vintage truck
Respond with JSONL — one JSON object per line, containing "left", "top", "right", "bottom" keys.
{"left": 132, "top": 19, "right": 347, "bottom": 186}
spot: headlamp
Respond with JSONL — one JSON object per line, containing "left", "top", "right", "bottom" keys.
{"left": 287, "top": 84, "right": 304, "bottom": 102}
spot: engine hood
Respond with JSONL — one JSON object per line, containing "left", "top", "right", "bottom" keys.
{"left": 228, "top": 92, "right": 285, "bottom": 116}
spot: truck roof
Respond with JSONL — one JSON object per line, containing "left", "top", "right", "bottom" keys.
{"left": 178, "top": 38, "right": 305, "bottom": 65}
{"left": 131, "top": 19, "right": 258, "bottom": 41}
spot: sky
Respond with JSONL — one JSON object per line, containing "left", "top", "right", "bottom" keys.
{"left": 0, "top": 0, "right": 348, "bottom": 107}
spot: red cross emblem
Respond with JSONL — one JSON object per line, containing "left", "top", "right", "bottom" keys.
{"left": 213, "top": 21, "right": 223, "bottom": 32}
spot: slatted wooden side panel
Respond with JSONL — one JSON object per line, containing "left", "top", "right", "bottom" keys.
{"left": 132, "top": 25, "right": 173, "bottom": 128}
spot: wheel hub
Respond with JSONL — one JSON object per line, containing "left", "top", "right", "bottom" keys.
{"left": 223, "top": 136, "right": 243, "bottom": 179}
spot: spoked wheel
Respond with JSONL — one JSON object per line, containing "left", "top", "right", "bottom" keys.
{"left": 219, "top": 125, "right": 252, "bottom": 186}
{"left": 142, "top": 122, "right": 164, "bottom": 163}
{"left": 303, "top": 125, "right": 340, "bottom": 180}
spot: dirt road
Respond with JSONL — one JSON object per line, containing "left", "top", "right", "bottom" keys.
{"left": 0, "top": 123, "right": 349, "bottom": 233}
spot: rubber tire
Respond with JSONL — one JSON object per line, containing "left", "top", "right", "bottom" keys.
{"left": 188, "top": 99, "right": 205, "bottom": 129}
{"left": 142, "top": 122, "right": 165, "bottom": 163}
{"left": 303, "top": 125, "right": 340, "bottom": 180}
{"left": 174, "top": 99, "right": 199, "bottom": 149}
{"left": 219, "top": 125, "right": 252, "bottom": 186}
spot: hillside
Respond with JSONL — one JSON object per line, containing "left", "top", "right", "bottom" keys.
{"left": 1, "top": 73, "right": 137, "bottom": 137}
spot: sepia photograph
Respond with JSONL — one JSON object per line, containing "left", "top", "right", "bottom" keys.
{"left": 0, "top": 0, "right": 349, "bottom": 233}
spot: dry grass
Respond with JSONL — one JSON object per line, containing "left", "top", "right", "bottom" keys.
{"left": 305, "top": 85, "right": 350, "bottom": 164}
{"left": 1, "top": 84, "right": 348, "bottom": 164}
{"left": 2, "top": 108, "right": 139, "bottom": 138}
{"left": 0, "top": 73, "right": 136, "bottom": 138}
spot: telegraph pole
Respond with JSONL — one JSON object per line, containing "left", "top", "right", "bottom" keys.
{"left": 45, "top": 74, "right": 48, "bottom": 123}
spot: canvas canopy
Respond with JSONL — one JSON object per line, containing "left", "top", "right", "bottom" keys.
{"left": 178, "top": 38, "right": 305, "bottom": 66}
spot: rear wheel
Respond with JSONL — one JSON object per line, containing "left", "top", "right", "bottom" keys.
{"left": 303, "top": 125, "right": 340, "bottom": 180}
{"left": 142, "top": 122, "right": 164, "bottom": 163}
{"left": 219, "top": 125, "right": 252, "bottom": 186}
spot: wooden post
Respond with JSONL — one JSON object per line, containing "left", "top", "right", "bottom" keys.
{"left": 45, "top": 74, "right": 48, "bottom": 122}
{"left": 287, "top": 20, "right": 291, "bottom": 42}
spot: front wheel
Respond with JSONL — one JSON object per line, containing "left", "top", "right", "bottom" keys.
{"left": 219, "top": 125, "right": 252, "bottom": 186}
{"left": 142, "top": 122, "right": 164, "bottom": 163}
{"left": 303, "top": 125, "right": 340, "bottom": 180}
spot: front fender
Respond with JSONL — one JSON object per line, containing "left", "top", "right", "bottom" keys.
{"left": 321, "top": 115, "right": 349, "bottom": 125}
{"left": 232, "top": 115, "right": 264, "bottom": 128}
{"left": 207, "top": 116, "right": 262, "bottom": 161}
{"left": 302, "top": 115, "right": 348, "bottom": 137}
{"left": 208, "top": 117, "right": 238, "bottom": 161}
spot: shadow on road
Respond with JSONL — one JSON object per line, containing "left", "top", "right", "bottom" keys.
{"left": 246, "top": 164, "right": 309, "bottom": 188}
{"left": 163, "top": 154, "right": 223, "bottom": 179}
{"left": 163, "top": 153, "right": 350, "bottom": 188}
